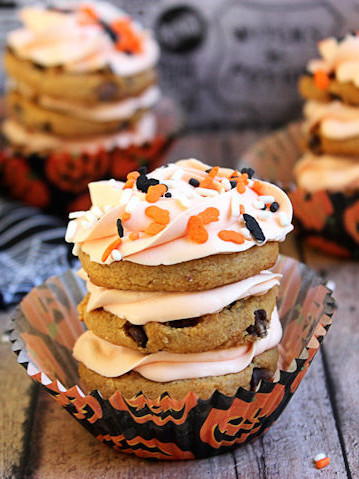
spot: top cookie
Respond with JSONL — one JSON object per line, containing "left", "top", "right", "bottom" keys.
{"left": 66, "top": 158, "right": 293, "bottom": 291}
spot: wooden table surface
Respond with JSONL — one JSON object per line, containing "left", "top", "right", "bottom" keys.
{"left": 0, "top": 131, "right": 358, "bottom": 479}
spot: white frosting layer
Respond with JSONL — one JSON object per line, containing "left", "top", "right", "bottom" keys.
{"left": 85, "top": 270, "right": 281, "bottom": 325}
{"left": 37, "top": 86, "right": 160, "bottom": 122}
{"left": 73, "top": 308, "right": 282, "bottom": 382}
{"left": 295, "top": 152, "right": 359, "bottom": 192}
{"left": 304, "top": 100, "right": 359, "bottom": 140}
{"left": 8, "top": 3, "right": 159, "bottom": 76}
{"left": 2, "top": 113, "right": 156, "bottom": 153}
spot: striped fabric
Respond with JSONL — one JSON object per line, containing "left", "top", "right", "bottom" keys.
{"left": 0, "top": 198, "right": 74, "bottom": 308}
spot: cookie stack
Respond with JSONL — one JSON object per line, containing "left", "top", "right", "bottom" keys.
{"left": 297, "top": 34, "right": 359, "bottom": 191}
{"left": 1, "top": 3, "right": 161, "bottom": 211}
{"left": 68, "top": 159, "right": 293, "bottom": 399}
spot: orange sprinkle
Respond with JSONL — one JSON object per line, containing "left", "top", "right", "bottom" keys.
{"left": 145, "top": 205, "right": 170, "bottom": 225}
{"left": 144, "top": 222, "right": 166, "bottom": 236}
{"left": 315, "top": 458, "right": 330, "bottom": 470}
{"left": 240, "top": 205, "right": 245, "bottom": 215}
{"left": 230, "top": 170, "right": 240, "bottom": 178}
{"left": 146, "top": 184, "right": 167, "bottom": 203}
{"left": 127, "top": 171, "right": 140, "bottom": 181}
{"left": 198, "top": 207, "right": 220, "bottom": 225}
{"left": 79, "top": 5, "right": 98, "bottom": 20}
{"left": 111, "top": 18, "right": 143, "bottom": 54}
{"left": 101, "top": 238, "right": 122, "bottom": 262}
{"left": 187, "top": 216, "right": 208, "bottom": 244}
{"left": 314, "top": 70, "right": 330, "bottom": 90}
{"left": 208, "top": 166, "right": 219, "bottom": 178}
{"left": 123, "top": 179, "right": 135, "bottom": 189}
{"left": 122, "top": 212, "right": 131, "bottom": 222}
{"left": 129, "top": 232, "right": 139, "bottom": 241}
{"left": 251, "top": 180, "right": 264, "bottom": 195}
{"left": 218, "top": 230, "right": 245, "bottom": 244}
{"left": 236, "top": 181, "right": 246, "bottom": 194}
{"left": 199, "top": 177, "right": 220, "bottom": 191}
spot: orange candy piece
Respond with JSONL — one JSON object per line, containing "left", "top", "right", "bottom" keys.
{"left": 251, "top": 180, "right": 264, "bottom": 195}
{"left": 101, "top": 238, "right": 122, "bottom": 262}
{"left": 187, "top": 216, "right": 208, "bottom": 244}
{"left": 145, "top": 205, "right": 170, "bottom": 225}
{"left": 218, "top": 230, "right": 245, "bottom": 244}
{"left": 314, "top": 70, "right": 330, "bottom": 90}
{"left": 122, "top": 212, "right": 131, "bottom": 221}
{"left": 79, "top": 5, "right": 98, "bottom": 21}
{"left": 315, "top": 457, "right": 330, "bottom": 470}
{"left": 240, "top": 205, "right": 245, "bottom": 215}
{"left": 127, "top": 171, "right": 140, "bottom": 181}
{"left": 199, "top": 177, "right": 220, "bottom": 191}
{"left": 208, "top": 166, "right": 219, "bottom": 178}
{"left": 198, "top": 207, "right": 220, "bottom": 225}
{"left": 111, "top": 18, "right": 143, "bottom": 54}
{"left": 144, "top": 222, "right": 166, "bottom": 236}
{"left": 146, "top": 184, "right": 167, "bottom": 203}
{"left": 129, "top": 232, "right": 139, "bottom": 241}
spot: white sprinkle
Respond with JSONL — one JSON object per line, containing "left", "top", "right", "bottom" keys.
{"left": 120, "top": 189, "right": 132, "bottom": 205}
{"left": 91, "top": 206, "right": 103, "bottom": 218}
{"left": 221, "top": 178, "right": 232, "bottom": 191}
{"left": 65, "top": 220, "right": 77, "bottom": 242}
{"left": 84, "top": 211, "right": 97, "bottom": 223}
{"left": 196, "top": 188, "right": 219, "bottom": 197}
{"left": 171, "top": 168, "right": 184, "bottom": 181}
{"left": 125, "top": 196, "right": 140, "bottom": 213}
{"left": 253, "top": 200, "right": 265, "bottom": 210}
{"left": 108, "top": 178, "right": 116, "bottom": 185}
{"left": 257, "top": 210, "right": 271, "bottom": 220}
{"left": 259, "top": 195, "right": 275, "bottom": 204}
{"left": 326, "top": 280, "right": 336, "bottom": 292}
{"left": 248, "top": 179, "right": 254, "bottom": 187}
{"left": 278, "top": 212, "right": 291, "bottom": 226}
{"left": 80, "top": 220, "right": 93, "bottom": 229}
{"left": 231, "top": 196, "right": 240, "bottom": 216}
{"left": 239, "top": 227, "right": 252, "bottom": 240}
{"left": 68, "top": 210, "right": 86, "bottom": 219}
{"left": 314, "top": 453, "right": 326, "bottom": 462}
{"left": 176, "top": 196, "right": 191, "bottom": 209}
{"left": 72, "top": 244, "right": 80, "bottom": 256}
{"left": 111, "top": 249, "right": 122, "bottom": 261}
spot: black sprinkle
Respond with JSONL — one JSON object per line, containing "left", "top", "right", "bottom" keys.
{"left": 261, "top": 205, "right": 267, "bottom": 211}
{"left": 116, "top": 218, "right": 124, "bottom": 238}
{"left": 241, "top": 167, "right": 255, "bottom": 179}
{"left": 138, "top": 166, "right": 147, "bottom": 175}
{"left": 205, "top": 168, "right": 212, "bottom": 173}
{"left": 124, "top": 324, "right": 148, "bottom": 348}
{"left": 230, "top": 180, "right": 237, "bottom": 189}
{"left": 270, "top": 201, "right": 279, "bottom": 212}
{"left": 189, "top": 178, "right": 200, "bottom": 187}
{"left": 243, "top": 214, "right": 265, "bottom": 242}
{"left": 99, "top": 19, "right": 118, "bottom": 43}
{"left": 164, "top": 192, "right": 172, "bottom": 198}
{"left": 136, "top": 175, "right": 159, "bottom": 193}
{"left": 165, "top": 318, "right": 200, "bottom": 328}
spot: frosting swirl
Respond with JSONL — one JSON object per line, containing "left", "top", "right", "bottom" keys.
{"left": 84, "top": 270, "right": 281, "bottom": 325}
{"left": 73, "top": 308, "right": 282, "bottom": 382}
{"left": 295, "top": 152, "right": 359, "bottom": 192}
{"left": 66, "top": 159, "right": 293, "bottom": 266}
{"left": 7, "top": 3, "right": 159, "bottom": 76}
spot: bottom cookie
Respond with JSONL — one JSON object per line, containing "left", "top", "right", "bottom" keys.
{"left": 78, "top": 347, "right": 279, "bottom": 400}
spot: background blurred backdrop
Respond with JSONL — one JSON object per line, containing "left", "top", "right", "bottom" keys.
{"left": 1, "top": 0, "right": 359, "bottom": 130}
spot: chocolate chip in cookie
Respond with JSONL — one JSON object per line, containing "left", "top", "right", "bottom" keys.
{"left": 96, "top": 81, "right": 119, "bottom": 102}
{"left": 124, "top": 323, "right": 148, "bottom": 348}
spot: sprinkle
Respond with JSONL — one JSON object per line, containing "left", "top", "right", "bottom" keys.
{"left": 80, "top": 220, "right": 93, "bottom": 229}
{"left": 230, "top": 170, "right": 240, "bottom": 178}
{"left": 200, "top": 177, "right": 220, "bottom": 191}
{"left": 144, "top": 222, "right": 166, "bottom": 236}
{"left": 251, "top": 180, "right": 264, "bottom": 195}
{"left": 221, "top": 178, "right": 231, "bottom": 191}
{"left": 125, "top": 196, "right": 140, "bottom": 213}
{"left": 196, "top": 187, "right": 220, "bottom": 197}
{"left": 189, "top": 178, "right": 200, "bottom": 187}
{"left": 65, "top": 220, "right": 77, "bottom": 242}
{"left": 231, "top": 196, "right": 240, "bottom": 216}
{"left": 91, "top": 206, "right": 103, "bottom": 218}
{"left": 314, "top": 70, "right": 330, "bottom": 90}
{"left": 84, "top": 211, "right": 97, "bottom": 223}
{"left": 230, "top": 180, "right": 237, "bottom": 189}
{"left": 314, "top": 453, "right": 326, "bottom": 462}
{"left": 259, "top": 195, "right": 275, "bottom": 204}
{"left": 176, "top": 196, "right": 191, "bottom": 209}
{"left": 68, "top": 210, "right": 86, "bottom": 219}
{"left": 111, "top": 249, "right": 122, "bottom": 261}
{"left": 164, "top": 192, "right": 172, "bottom": 198}
{"left": 240, "top": 167, "right": 255, "bottom": 179}
{"left": 101, "top": 238, "right": 122, "bottom": 262}
{"left": 129, "top": 232, "right": 139, "bottom": 241}
{"left": 218, "top": 230, "right": 245, "bottom": 244}
{"left": 314, "top": 456, "right": 330, "bottom": 470}
{"left": 138, "top": 166, "right": 147, "bottom": 175}
{"left": 257, "top": 210, "right": 271, "bottom": 220}
{"left": 187, "top": 216, "right": 208, "bottom": 244}
{"left": 253, "top": 200, "right": 265, "bottom": 210}
{"left": 243, "top": 214, "right": 266, "bottom": 242}
{"left": 145, "top": 205, "right": 170, "bottom": 225}
{"left": 136, "top": 174, "right": 159, "bottom": 193}
{"left": 72, "top": 244, "right": 80, "bottom": 256}
{"left": 208, "top": 166, "right": 219, "bottom": 178}
{"left": 122, "top": 212, "right": 131, "bottom": 221}
{"left": 116, "top": 218, "right": 124, "bottom": 237}
{"left": 146, "top": 184, "right": 167, "bottom": 203}
{"left": 240, "top": 205, "right": 245, "bottom": 215}
{"left": 270, "top": 201, "right": 279, "bottom": 212}
{"left": 278, "top": 212, "right": 291, "bottom": 226}
{"left": 128, "top": 171, "right": 140, "bottom": 180}
{"left": 198, "top": 207, "right": 220, "bottom": 224}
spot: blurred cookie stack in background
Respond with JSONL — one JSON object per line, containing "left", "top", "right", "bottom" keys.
{"left": 291, "top": 34, "right": 359, "bottom": 257}
{"left": 0, "top": 2, "right": 176, "bottom": 215}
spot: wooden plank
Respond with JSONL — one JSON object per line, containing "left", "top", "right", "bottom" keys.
{"left": 0, "top": 312, "right": 38, "bottom": 479}
{"left": 303, "top": 247, "right": 358, "bottom": 477}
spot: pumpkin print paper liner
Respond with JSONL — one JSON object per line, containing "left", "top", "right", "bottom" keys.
{"left": 9, "top": 255, "right": 335, "bottom": 460}
{"left": 242, "top": 122, "right": 359, "bottom": 259}
{"left": 0, "top": 98, "right": 182, "bottom": 217}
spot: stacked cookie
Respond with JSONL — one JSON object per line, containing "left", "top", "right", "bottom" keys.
{"left": 297, "top": 34, "right": 359, "bottom": 191}
{"left": 68, "top": 159, "right": 293, "bottom": 399}
{"left": 1, "top": 3, "right": 161, "bottom": 211}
